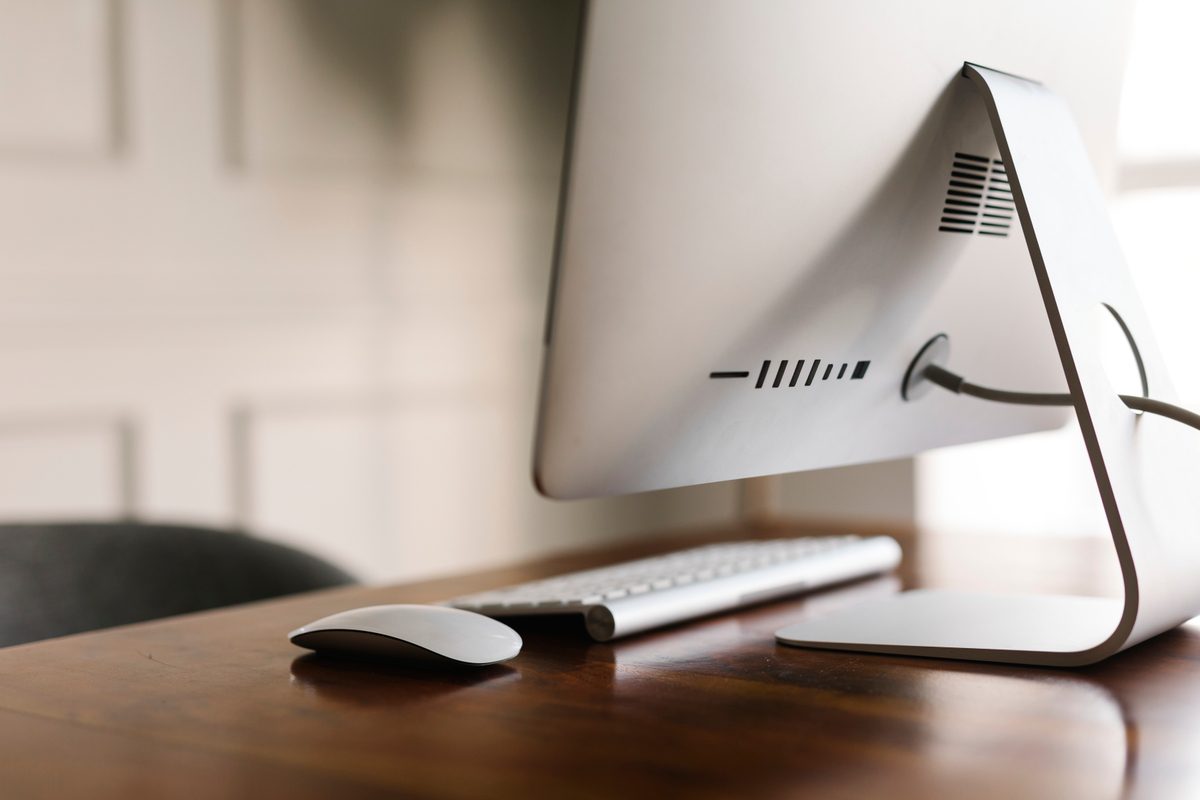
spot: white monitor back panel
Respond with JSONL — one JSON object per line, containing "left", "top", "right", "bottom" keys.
{"left": 536, "top": 0, "right": 1132, "bottom": 498}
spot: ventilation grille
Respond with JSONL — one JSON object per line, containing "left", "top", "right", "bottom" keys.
{"left": 938, "top": 152, "right": 1013, "bottom": 237}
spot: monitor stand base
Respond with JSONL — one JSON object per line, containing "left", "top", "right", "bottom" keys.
{"left": 777, "top": 63, "right": 1200, "bottom": 667}
{"left": 776, "top": 590, "right": 1124, "bottom": 667}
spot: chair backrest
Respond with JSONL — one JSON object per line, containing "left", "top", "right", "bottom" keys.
{"left": 0, "top": 522, "right": 356, "bottom": 647}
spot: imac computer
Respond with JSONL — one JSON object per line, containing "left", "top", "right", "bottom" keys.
{"left": 530, "top": 0, "right": 1200, "bottom": 666}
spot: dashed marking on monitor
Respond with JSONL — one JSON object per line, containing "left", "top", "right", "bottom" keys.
{"left": 709, "top": 359, "right": 870, "bottom": 388}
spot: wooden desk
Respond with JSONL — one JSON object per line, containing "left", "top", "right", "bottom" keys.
{"left": 1, "top": 522, "right": 1197, "bottom": 799}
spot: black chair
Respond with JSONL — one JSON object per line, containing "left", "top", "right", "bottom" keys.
{"left": 0, "top": 521, "right": 356, "bottom": 648}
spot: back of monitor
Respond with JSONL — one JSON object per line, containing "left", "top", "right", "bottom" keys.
{"left": 778, "top": 64, "right": 1200, "bottom": 666}
{"left": 535, "top": 0, "right": 1131, "bottom": 499}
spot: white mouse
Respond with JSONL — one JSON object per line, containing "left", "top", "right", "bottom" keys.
{"left": 288, "top": 604, "right": 522, "bottom": 666}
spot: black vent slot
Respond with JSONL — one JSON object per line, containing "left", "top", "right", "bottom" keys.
{"left": 938, "top": 152, "right": 1013, "bottom": 237}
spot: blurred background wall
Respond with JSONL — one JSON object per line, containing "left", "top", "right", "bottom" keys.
{"left": 0, "top": 0, "right": 913, "bottom": 583}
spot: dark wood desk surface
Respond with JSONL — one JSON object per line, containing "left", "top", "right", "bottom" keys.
{"left": 1, "top": 521, "right": 1197, "bottom": 799}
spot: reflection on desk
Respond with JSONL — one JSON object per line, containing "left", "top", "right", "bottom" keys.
{"left": 0, "top": 523, "right": 1196, "bottom": 799}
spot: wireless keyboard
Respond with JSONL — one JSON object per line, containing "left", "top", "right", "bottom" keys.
{"left": 449, "top": 535, "right": 902, "bottom": 641}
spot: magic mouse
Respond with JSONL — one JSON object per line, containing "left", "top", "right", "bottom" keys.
{"left": 288, "top": 604, "right": 522, "bottom": 666}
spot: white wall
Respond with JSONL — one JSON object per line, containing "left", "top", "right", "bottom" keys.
{"left": 0, "top": 0, "right": 913, "bottom": 583}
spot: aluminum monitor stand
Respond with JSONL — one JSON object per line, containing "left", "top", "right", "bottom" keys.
{"left": 777, "top": 64, "right": 1200, "bottom": 667}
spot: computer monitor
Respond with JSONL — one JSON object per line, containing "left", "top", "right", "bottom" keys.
{"left": 527, "top": 1, "right": 1200, "bottom": 667}
{"left": 534, "top": 0, "right": 1130, "bottom": 500}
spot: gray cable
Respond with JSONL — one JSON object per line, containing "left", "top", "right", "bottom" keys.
{"left": 923, "top": 364, "right": 1200, "bottom": 433}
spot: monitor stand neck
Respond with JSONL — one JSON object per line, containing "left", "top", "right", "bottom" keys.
{"left": 737, "top": 476, "right": 783, "bottom": 527}
{"left": 777, "top": 63, "right": 1200, "bottom": 667}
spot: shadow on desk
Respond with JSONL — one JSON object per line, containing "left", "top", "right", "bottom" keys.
{"left": 290, "top": 653, "right": 521, "bottom": 705}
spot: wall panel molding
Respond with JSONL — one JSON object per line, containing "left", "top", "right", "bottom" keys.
{"left": 0, "top": 0, "right": 126, "bottom": 159}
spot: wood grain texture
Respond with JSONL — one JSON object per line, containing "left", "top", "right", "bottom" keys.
{"left": 0, "top": 520, "right": 1197, "bottom": 799}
